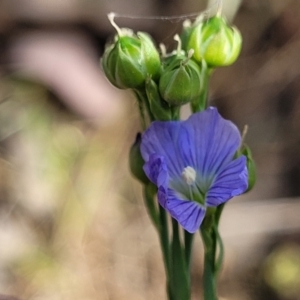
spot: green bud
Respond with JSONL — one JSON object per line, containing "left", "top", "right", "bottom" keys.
{"left": 102, "top": 15, "right": 161, "bottom": 89}
{"left": 184, "top": 16, "right": 242, "bottom": 67}
{"left": 146, "top": 78, "right": 172, "bottom": 121}
{"left": 241, "top": 145, "right": 256, "bottom": 192}
{"left": 129, "top": 133, "right": 149, "bottom": 184}
{"left": 159, "top": 51, "right": 202, "bottom": 106}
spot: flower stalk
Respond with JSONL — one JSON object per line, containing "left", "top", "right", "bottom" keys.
{"left": 134, "top": 89, "right": 155, "bottom": 124}
{"left": 184, "top": 230, "right": 194, "bottom": 272}
{"left": 200, "top": 215, "right": 218, "bottom": 300}
{"left": 101, "top": 8, "right": 253, "bottom": 300}
{"left": 191, "top": 65, "right": 211, "bottom": 112}
{"left": 169, "top": 219, "right": 191, "bottom": 300}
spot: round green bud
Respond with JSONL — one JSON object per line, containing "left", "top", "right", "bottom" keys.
{"left": 129, "top": 133, "right": 149, "bottom": 184}
{"left": 185, "top": 16, "right": 242, "bottom": 67}
{"left": 159, "top": 51, "right": 202, "bottom": 106}
{"left": 102, "top": 19, "right": 161, "bottom": 89}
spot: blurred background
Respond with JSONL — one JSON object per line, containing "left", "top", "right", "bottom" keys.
{"left": 0, "top": 0, "right": 300, "bottom": 299}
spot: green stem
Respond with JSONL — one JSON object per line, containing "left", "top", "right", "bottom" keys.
{"left": 203, "top": 247, "right": 218, "bottom": 300}
{"left": 191, "top": 66, "right": 212, "bottom": 113}
{"left": 215, "top": 204, "right": 225, "bottom": 226}
{"left": 200, "top": 216, "right": 218, "bottom": 300}
{"left": 214, "top": 226, "right": 224, "bottom": 276}
{"left": 200, "top": 205, "right": 226, "bottom": 299}
{"left": 143, "top": 183, "right": 159, "bottom": 229}
{"left": 144, "top": 186, "right": 172, "bottom": 298}
{"left": 171, "top": 106, "right": 180, "bottom": 121}
{"left": 214, "top": 204, "right": 225, "bottom": 276}
{"left": 159, "top": 205, "right": 171, "bottom": 276}
{"left": 170, "top": 219, "right": 190, "bottom": 300}
{"left": 133, "top": 90, "right": 147, "bottom": 130}
{"left": 201, "top": 73, "right": 209, "bottom": 110}
{"left": 134, "top": 88, "right": 155, "bottom": 122}
{"left": 184, "top": 230, "right": 194, "bottom": 272}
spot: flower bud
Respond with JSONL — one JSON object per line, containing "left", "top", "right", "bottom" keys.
{"left": 184, "top": 16, "right": 242, "bottom": 67}
{"left": 129, "top": 133, "right": 149, "bottom": 184}
{"left": 241, "top": 145, "right": 256, "bottom": 192}
{"left": 102, "top": 15, "right": 161, "bottom": 89}
{"left": 159, "top": 50, "right": 202, "bottom": 106}
{"left": 146, "top": 78, "right": 172, "bottom": 121}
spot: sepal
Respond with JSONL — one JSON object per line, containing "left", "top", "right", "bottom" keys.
{"left": 240, "top": 145, "right": 256, "bottom": 192}
{"left": 129, "top": 133, "right": 149, "bottom": 184}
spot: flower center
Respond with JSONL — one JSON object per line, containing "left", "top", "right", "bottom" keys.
{"left": 182, "top": 166, "right": 196, "bottom": 185}
{"left": 180, "top": 166, "right": 206, "bottom": 205}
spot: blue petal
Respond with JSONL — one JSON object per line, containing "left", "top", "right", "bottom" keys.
{"left": 143, "top": 154, "right": 168, "bottom": 188}
{"left": 182, "top": 107, "right": 242, "bottom": 187}
{"left": 206, "top": 155, "right": 248, "bottom": 207}
{"left": 157, "top": 186, "right": 168, "bottom": 208}
{"left": 158, "top": 188, "right": 206, "bottom": 233}
{"left": 140, "top": 107, "right": 247, "bottom": 226}
{"left": 141, "top": 121, "right": 191, "bottom": 180}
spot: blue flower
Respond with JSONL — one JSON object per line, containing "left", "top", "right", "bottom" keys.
{"left": 140, "top": 107, "right": 248, "bottom": 233}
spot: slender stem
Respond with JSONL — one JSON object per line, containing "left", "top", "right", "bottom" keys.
{"left": 143, "top": 183, "right": 159, "bottom": 229}
{"left": 214, "top": 204, "right": 225, "bottom": 275}
{"left": 171, "top": 106, "right": 180, "bottom": 121}
{"left": 159, "top": 205, "right": 171, "bottom": 278}
{"left": 144, "top": 187, "right": 172, "bottom": 298}
{"left": 214, "top": 226, "right": 224, "bottom": 276}
{"left": 135, "top": 88, "right": 155, "bottom": 122}
{"left": 203, "top": 248, "right": 218, "bottom": 300}
{"left": 200, "top": 215, "right": 218, "bottom": 300}
{"left": 202, "top": 71, "right": 209, "bottom": 110}
{"left": 133, "top": 90, "right": 147, "bottom": 129}
{"left": 191, "top": 67, "right": 212, "bottom": 113}
{"left": 170, "top": 219, "right": 190, "bottom": 300}
{"left": 184, "top": 230, "right": 194, "bottom": 271}
{"left": 215, "top": 204, "right": 225, "bottom": 226}
{"left": 137, "top": 97, "right": 147, "bottom": 130}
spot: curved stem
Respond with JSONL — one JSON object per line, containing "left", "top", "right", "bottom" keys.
{"left": 213, "top": 204, "right": 225, "bottom": 276}
{"left": 214, "top": 226, "right": 224, "bottom": 276}
{"left": 215, "top": 203, "right": 225, "bottom": 226}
